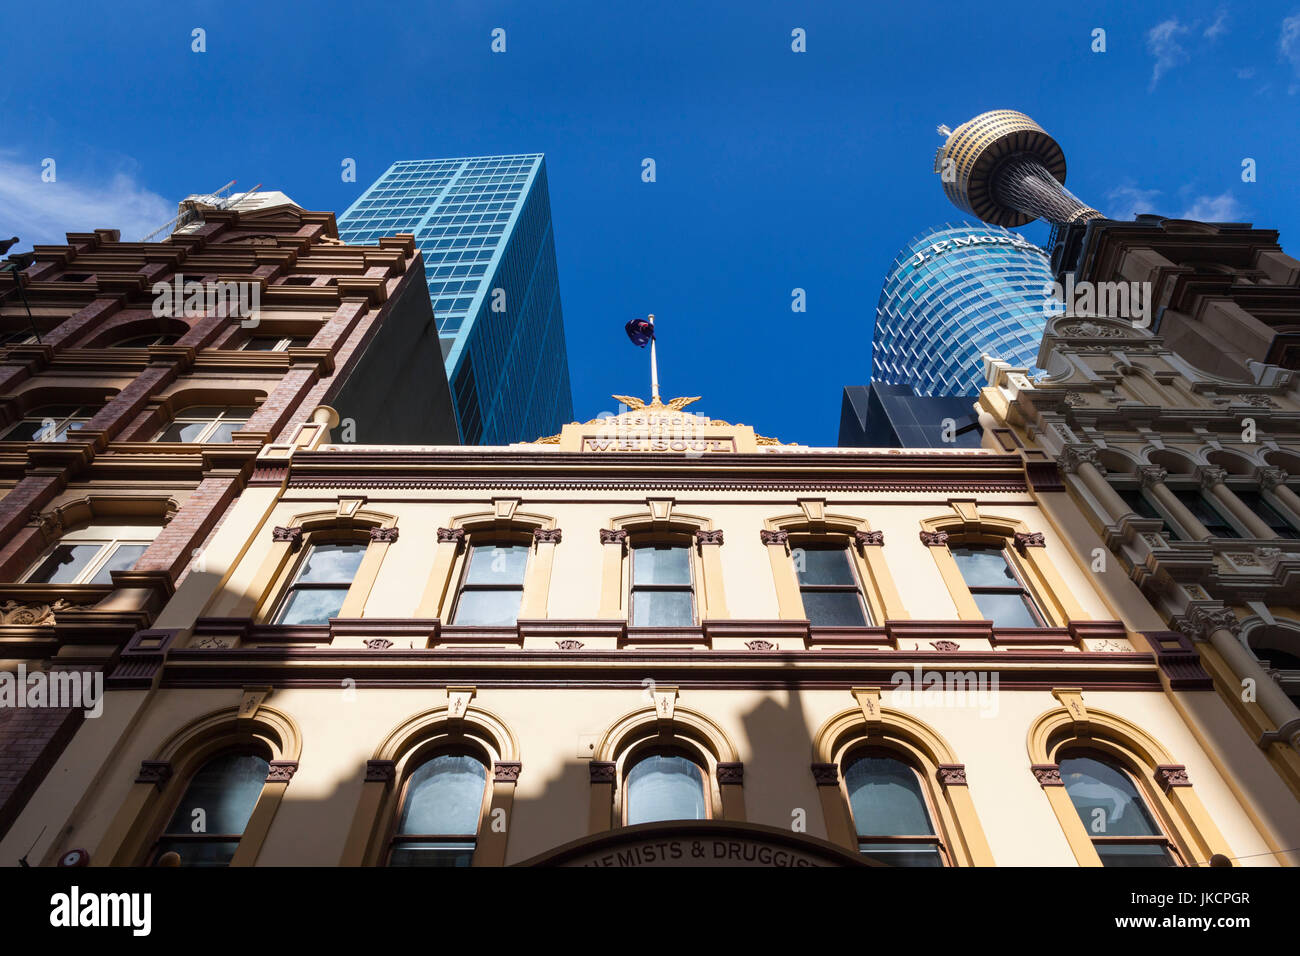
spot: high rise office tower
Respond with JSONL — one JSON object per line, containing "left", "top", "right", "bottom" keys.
{"left": 871, "top": 222, "right": 1061, "bottom": 397}
{"left": 337, "top": 154, "right": 573, "bottom": 444}
{"left": 935, "top": 110, "right": 1104, "bottom": 227}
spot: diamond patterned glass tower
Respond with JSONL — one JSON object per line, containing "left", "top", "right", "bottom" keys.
{"left": 337, "top": 154, "right": 573, "bottom": 444}
{"left": 871, "top": 222, "right": 1063, "bottom": 396}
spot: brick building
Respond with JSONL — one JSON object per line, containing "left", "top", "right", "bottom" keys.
{"left": 0, "top": 197, "right": 456, "bottom": 837}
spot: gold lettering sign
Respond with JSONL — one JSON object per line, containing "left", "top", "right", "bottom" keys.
{"left": 582, "top": 437, "right": 736, "bottom": 453}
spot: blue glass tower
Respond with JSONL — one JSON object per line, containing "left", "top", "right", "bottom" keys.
{"left": 871, "top": 222, "right": 1061, "bottom": 397}
{"left": 336, "top": 154, "right": 573, "bottom": 444}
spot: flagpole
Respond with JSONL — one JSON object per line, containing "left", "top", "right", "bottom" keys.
{"left": 648, "top": 313, "right": 660, "bottom": 404}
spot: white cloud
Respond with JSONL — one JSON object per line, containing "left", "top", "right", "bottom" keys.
{"left": 1236, "top": 66, "right": 1256, "bottom": 79}
{"left": 1282, "top": 12, "right": 1300, "bottom": 93}
{"left": 1147, "top": 18, "right": 1190, "bottom": 90}
{"left": 1105, "top": 184, "right": 1163, "bottom": 220}
{"left": 1204, "top": 8, "right": 1229, "bottom": 39}
{"left": 0, "top": 155, "right": 174, "bottom": 251}
{"left": 1181, "top": 191, "right": 1244, "bottom": 221}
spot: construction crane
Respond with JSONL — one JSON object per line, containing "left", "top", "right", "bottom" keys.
{"left": 139, "top": 180, "right": 265, "bottom": 242}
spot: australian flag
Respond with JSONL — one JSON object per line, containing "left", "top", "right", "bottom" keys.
{"left": 625, "top": 317, "right": 654, "bottom": 347}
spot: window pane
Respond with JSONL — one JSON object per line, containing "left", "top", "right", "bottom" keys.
{"left": 803, "top": 589, "right": 868, "bottom": 626}
{"left": 1059, "top": 754, "right": 1163, "bottom": 838}
{"left": 388, "top": 841, "right": 475, "bottom": 867}
{"left": 951, "top": 546, "right": 1017, "bottom": 587}
{"left": 858, "top": 842, "right": 944, "bottom": 867}
{"left": 27, "top": 543, "right": 102, "bottom": 584}
{"left": 1094, "top": 843, "right": 1176, "bottom": 867}
{"left": 296, "top": 543, "right": 367, "bottom": 583}
{"left": 463, "top": 544, "right": 528, "bottom": 585}
{"left": 88, "top": 543, "right": 148, "bottom": 584}
{"left": 844, "top": 755, "right": 935, "bottom": 837}
{"left": 632, "top": 545, "right": 690, "bottom": 585}
{"left": 396, "top": 755, "right": 486, "bottom": 835}
{"left": 626, "top": 754, "right": 706, "bottom": 825}
{"left": 242, "top": 337, "right": 282, "bottom": 351}
{"left": 452, "top": 588, "right": 522, "bottom": 626}
{"left": 971, "top": 591, "right": 1040, "bottom": 628}
{"left": 157, "top": 421, "right": 208, "bottom": 442}
{"left": 276, "top": 587, "right": 348, "bottom": 625}
{"left": 205, "top": 422, "right": 242, "bottom": 443}
{"left": 164, "top": 752, "right": 269, "bottom": 836}
{"left": 795, "top": 547, "right": 856, "bottom": 586}
{"left": 4, "top": 421, "right": 49, "bottom": 441}
{"left": 632, "top": 589, "right": 693, "bottom": 626}
{"left": 153, "top": 839, "right": 241, "bottom": 868}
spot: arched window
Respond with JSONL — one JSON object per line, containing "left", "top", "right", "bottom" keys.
{"left": 113, "top": 333, "right": 181, "bottom": 347}
{"left": 794, "top": 544, "right": 871, "bottom": 625}
{"left": 2, "top": 404, "right": 97, "bottom": 442}
{"left": 1058, "top": 751, "right": 1180, "bottom": 866}
{"left": 152, "top": 751, "right": 269, "bottom": 867}
{"left": 21, "top": 520, "right": 158, "bottom": 585}
{"left": 272, "top": 542, "right": 367, "bottom": 624}
{"left": 625, "top": 752, "right": 708, "bottom": 825}
{"left": 451, "top": 542, "right": 529, "bottom": 625}
{"left": 630, "top": 543, "right": 694, "bottom": 626}
{"left": 950, "top": 544, "right": 1045, "bottom": 627}
{"left": 154, "top": 405, "right": 255, "bottom": 443}
{"left": 388, "top": 754, "right": 488, "bottom": 866}
{"left": 843, "top": 751, "right": 945, "bottom": 866}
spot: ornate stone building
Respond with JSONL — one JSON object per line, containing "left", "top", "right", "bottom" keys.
{"left": 0, "top": 214, "right": 456, "bottom": 838}
{"left": 977, "top": 215, "right": 1300, "bottom": 806}
{"left": 3, "top": 395, "right": 1296, "bottom": 867}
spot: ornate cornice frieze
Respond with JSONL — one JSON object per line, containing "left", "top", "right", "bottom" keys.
{"left": 1031, "top": 764, "right": 1062, "bottom": 787}
{"left": 266, "top": 760, "right": 298, "bottom": 783}
{"left": 810, "top": 763, "right": 839, "bottom": 786}
{"left": 494, "top": 761, "right": 523, "bottom": 784}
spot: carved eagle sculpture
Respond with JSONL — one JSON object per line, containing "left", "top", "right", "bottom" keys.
{"left": 611, "top": 395, "right": 702, "bottom": 411}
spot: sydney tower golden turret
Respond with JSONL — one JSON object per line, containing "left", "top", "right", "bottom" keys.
{"left": 934, "top": 110, "right": 1105, "bottom": 227}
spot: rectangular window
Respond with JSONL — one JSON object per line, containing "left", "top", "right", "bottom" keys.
{"left": 1173, "top": 491, "right": 1240, "bottom": 538}
{"left": 630, "top": 544, "right": 694, "bottom": 626}
{"left": 795, "top": 545, "right": 870, "bottom": 626}
{"left": 951, "top": 545, "right": 1045, "bottom": 628}
{"left": 451, "top": 543, "right": 528, "bottom": 626}
{"left": 24, "top": 538, "right": 151, "bottom": 585}
{"left": 1234, "top": 491, "right": 1300, "bottom": 539}
{"left": 274, "top": 543, "right": 367, "bottom": 625}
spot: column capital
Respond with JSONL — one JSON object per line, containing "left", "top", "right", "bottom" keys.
{"left": 1138, "top": 465, "right": 1168, "bottom": 489}
{"left": 694, "top": 529, "right": 724, "bottom": 546}
{"left": 854, "top": 529, "right": 885, "bottom": 547}
{"left": 436, "top": 527, "right": 466, "bottom": 544}
{"left": 1259, "top": 467, "right": 1289, "bottom": 491}
{"left": 533, "top": 527, "right": 562, "bottom": 544}
{"left": 759, "top": 529, "right": 789, "bottom": 546}
{"left": 589, "top": 761, "right": 617, "bottom": 784}
{"left": 1060, "top": 445, "right": 1103, "bottom": 475}
{"left": 1196, "top": 465, "right": 1228, "bottom": 492}
{"left": 810, "top": 762, "right": 839, "bottom": 786}
{"left": 598, "top": 528, "right": 628, "bottom": 545}
{"left": 1176, "top": 605, "right": 1242, "bottom": 642}
{"left": 918, "top": 530, "right": 950, "bottom": 547}
{"left": 368, "top": 526, "right": 399, "bottom": 543}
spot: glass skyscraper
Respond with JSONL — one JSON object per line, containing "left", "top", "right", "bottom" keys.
{"left": 336, "top": 154, "right": 573, "bottom": 444}
{"left": 871, "top": 222, "right": 1061, "bottom": 397}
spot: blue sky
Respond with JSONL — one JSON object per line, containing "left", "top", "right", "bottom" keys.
{"left": 3, "top": 1, "right": 1299, "bottom": 445}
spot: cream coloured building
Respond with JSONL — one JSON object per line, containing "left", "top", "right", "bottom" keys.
{"left": 5, "top": 395, "right": 1298, "bottom": 867}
